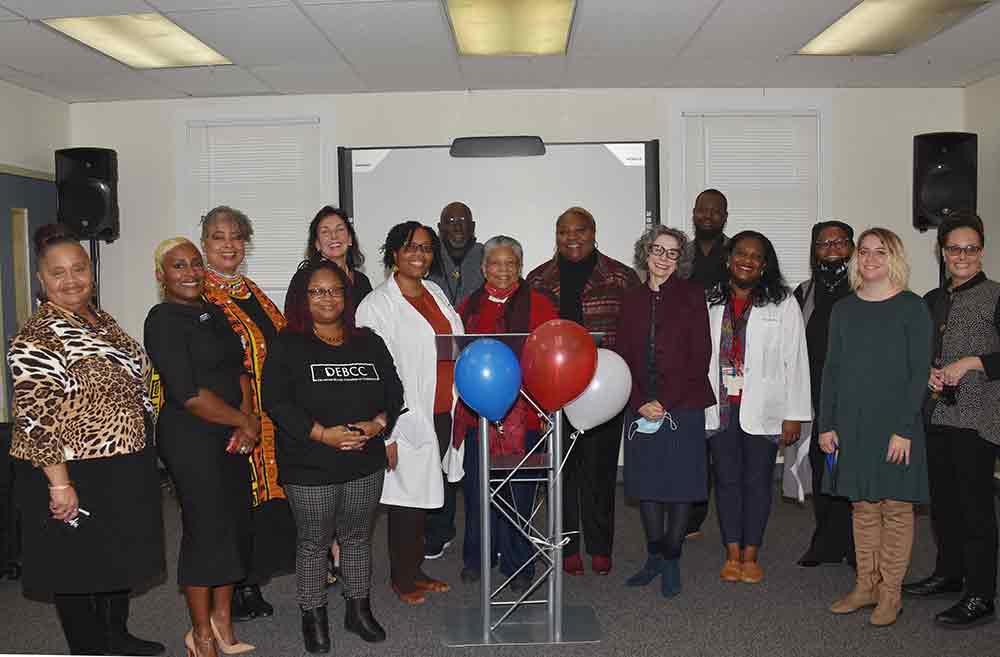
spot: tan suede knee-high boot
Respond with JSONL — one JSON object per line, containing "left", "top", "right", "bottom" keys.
{"left": 870, "top": 499, "right": 914, "bottom": 626}
{"left": 831, "top": 501, "right": 882, "bottom": 614}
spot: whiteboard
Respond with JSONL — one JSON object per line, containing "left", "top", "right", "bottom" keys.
{"left": 351, "top": 144, "right": 648, "bottom": 284}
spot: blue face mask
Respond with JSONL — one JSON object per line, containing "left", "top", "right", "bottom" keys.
{"left": 627, "top": 414, "right": 677, "bottom": 440}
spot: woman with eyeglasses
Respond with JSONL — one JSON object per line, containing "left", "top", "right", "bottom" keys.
{"left": 901, "top": 212, "right": 1000, "bottom": 629}
{"left": 356, "top": 221, "right": 464, "bottom": 605}
{"left": 262, "top": 260, "right": 403, "bottom": 652}
{"left": 705, "top": 231, "right": 811, "bottom": 586}
{"left": 819, "top": 227, "right": 932, "bottom": 627}
{"left": 614, "top": 226, "right": 714, "bottom": 598}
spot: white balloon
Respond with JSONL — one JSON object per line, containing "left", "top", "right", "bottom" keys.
{"left": 564, "top": 348, "right": 632, "bottom": 432}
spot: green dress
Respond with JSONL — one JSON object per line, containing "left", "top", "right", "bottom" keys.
{"left": 819, "top": 291, "right": 932, "bottom": 503}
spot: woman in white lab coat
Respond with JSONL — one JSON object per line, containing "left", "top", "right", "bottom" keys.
{"left": 704, "top": 230, "right": 811, "bottom": 586}
{"left": 356, "top": 221, "right": 464, "bottom": 605}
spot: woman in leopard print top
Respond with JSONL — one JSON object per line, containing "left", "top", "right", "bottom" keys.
{"left": 7, "top": 224, "right": 165, "bottom": 655}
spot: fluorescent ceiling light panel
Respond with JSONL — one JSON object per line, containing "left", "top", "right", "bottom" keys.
{"left": 43, "top": 13, "right": 230, "bottom": 69}
{"left": 447, "top": 0, "right": 575, "bottom": 56}
{"left": 799, "top": 0, "right": 989, "bottom": 56}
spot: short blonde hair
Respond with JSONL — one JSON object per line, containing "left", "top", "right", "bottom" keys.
{"left": 848, "top": 227, "right": 910, "bottom": 291}
{"left": 154, "top": 237, "right": 198, "bottom": 276}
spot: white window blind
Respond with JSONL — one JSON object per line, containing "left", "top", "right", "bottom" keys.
{"left": 684, "top": 113, "right": 819, "bottom": 287}
{"left": 186, "top": 118, "right": 321, "bottom": 308}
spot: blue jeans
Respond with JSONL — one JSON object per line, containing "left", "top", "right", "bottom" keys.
{"left": 462, "top": 429, "right": 540, "bottom": 578}
{"left": 709, "top": 408, "right": 779, "bottom": 548}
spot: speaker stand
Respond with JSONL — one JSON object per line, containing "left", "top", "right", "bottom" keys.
{"left": 89, "top": 238, "right": 102, "bottom": 310}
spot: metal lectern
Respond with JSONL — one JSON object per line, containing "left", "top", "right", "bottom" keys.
{"left": 438, "top": 334, "right": 603, "bottom": 648}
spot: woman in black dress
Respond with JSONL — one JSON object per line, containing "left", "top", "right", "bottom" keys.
{"left": 144, "top": 238, "right": 260, "bottom": 657}
{"left": 9, "top": 224, "right": 165, "bottom": 656}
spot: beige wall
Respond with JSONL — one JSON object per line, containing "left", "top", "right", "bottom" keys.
{"left": 68, "top": 87, "right": 965, "bottom": 338}
{"left": 966, "top": 74, "right": 1000, "bottom": 277}
{"left": 0, "top": 79, "right": 68, "bottom": 174}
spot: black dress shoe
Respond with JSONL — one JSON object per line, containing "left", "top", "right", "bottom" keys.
{"left": 902, "top": 575, "right": 964, "bottom": 598}
{"left": 935, "top": 596, "right": 996, "bottom": 629}
{"left": 301, "top": 606, "right": 331, "bottom": 653}
{"left": 240, "top": 585, "right": 274, "bottom": 618}
{"left": 344, "top": 597, "right": 386, "bottom": 643}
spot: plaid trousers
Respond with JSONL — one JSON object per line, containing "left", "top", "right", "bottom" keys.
{"left": 285, "top": 470, "right": 384, "bottom": 608}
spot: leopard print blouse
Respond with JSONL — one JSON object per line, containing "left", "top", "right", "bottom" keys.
{"left": 8, "top": 302, "right": 152, "bottom": 467}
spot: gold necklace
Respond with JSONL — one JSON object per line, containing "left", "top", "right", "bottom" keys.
{"left": 313, "top": 329, "right": 345, "bottom": 346}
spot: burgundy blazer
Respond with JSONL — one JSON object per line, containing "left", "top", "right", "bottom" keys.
{"left": 614, "top": 275, "right": 716, "bottom": 413}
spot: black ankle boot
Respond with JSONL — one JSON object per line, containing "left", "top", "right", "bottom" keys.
{"left": 97, "top": 592, "right": 166, "bottom": 656}
{"left": 240, "top": 584, "right": 274, "bottom": 618}
{"left": 301, "top": 606, "right": 331, "bottom": 654}
{"left": 344, "top": 597, "right": 386, "bottom": 643}
{"left": 54, "top": 594, "right": 105, "bottom": 656}
{"left": 231, "top": 587, "right": 255, "bottom": 623}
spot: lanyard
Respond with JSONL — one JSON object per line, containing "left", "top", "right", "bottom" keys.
{"left": 725, "top": 295, "right": 751, "bottom": 370}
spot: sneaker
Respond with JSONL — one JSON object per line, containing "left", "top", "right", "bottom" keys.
{"left": 424, "top": 539, "right": 452, "bottom": 560}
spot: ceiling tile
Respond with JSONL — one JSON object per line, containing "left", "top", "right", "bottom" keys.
{"left": 682, "top": 0, "right": 859, "bottom": 58}
{"left": 571, "top": 0, "right": 718, "bottom": 57}
{"left": 165, "top": 4, "right": 343, "bottom": 67}
{"left": 35, "top": 70, "right": 188, "bottom": 101}
{"left": 0, "top": 6, "right": 23, "bottom": 19}
{"left": 459, "top": 55, "right": 566, "bottom": 89}
{"left": 146, "top": 0, "right": 287, "bottom": 10}
{"left": 304, "top": 1, "right": 462, "bottom": 90}
{"left": 249, "top": 61, "right": 365, "bottom": 93}
{"left": 0, "top": 21, "right": 132, "bottom": 75}
{"left": 142, "top": 65, "right": 273, "bottom": 95}
{"left": 565, "top": 54, "right": 673, "bottom": 88}
{"left": 0, "top": 0, "right": 155, "bottom": 19}
{"left": 0, "top": 64, "right": 69, "bottom": 99}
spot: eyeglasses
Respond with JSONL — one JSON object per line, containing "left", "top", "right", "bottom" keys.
{"left": 441, "top": 216, "right": 470, "bottom": 226}
{"left": 401, "top": 243, "right": 435, "bottom": 254}
{"left": 814, "top": 238, "right": 852, "bottom": 250}
{"left": 307, "top": 287, "right": 346, "bottom": 299}
{"left": 647, "top": 245, "right": 682, "bottom": 260}
{"left": 942, "top": 244, "right": 983, "bottom": 257}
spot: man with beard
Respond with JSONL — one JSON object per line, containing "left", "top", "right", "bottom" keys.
{"left": 795, "top": 220, "right": 857, "bottom": 567}
{"left": 683, "top": 189, "right": 729, "bottom": 538}
{"left": 429, "top": 201, "right": 485, "bottom": 307}
{"left": 422, "top": 201, "right": 483, "bottom": 561}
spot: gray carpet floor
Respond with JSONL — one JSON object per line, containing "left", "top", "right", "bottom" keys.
{"left": 2, "top": 487, "right": 999, "bottom": 657}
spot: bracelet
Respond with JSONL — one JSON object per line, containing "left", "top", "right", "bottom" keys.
{"left": 48, "top": 482, "right": 74, "bottom": 491}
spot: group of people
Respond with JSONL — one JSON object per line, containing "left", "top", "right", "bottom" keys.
{"left": 6, "top": 190, "right": 998, "bottom": 657}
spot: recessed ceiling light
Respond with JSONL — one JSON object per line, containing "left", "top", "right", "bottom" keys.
{"left": 446, "top": 0, "right": 576, "bottom": 56}
{"left": 43, "top": 13, "right": 230, "bottom": 69}
{"left": 799, "top": 0, "right": 989, "bottom": 56}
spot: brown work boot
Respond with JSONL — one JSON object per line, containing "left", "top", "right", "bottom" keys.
{"left": 870, "top": 499, "right": 914, "bottom": 627}
{"left": 830, "top": 501, "right": 881, "bottom": 614}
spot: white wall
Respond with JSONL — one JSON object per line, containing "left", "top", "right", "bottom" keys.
{"left": 68, "top": 87, "right": 965, "bottom": 339}
{"left": 0, "top": 79, "right": 68, "bottom": 173}
{"left": 966, "top": 74, "right": 1000, "bottom": 277}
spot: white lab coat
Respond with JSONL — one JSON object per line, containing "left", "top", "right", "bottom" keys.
{"left": 705, "top": 294, "right": 812, "bottom": 435}
{"left": 356, "top": 275, "right": 465, "bottom": 509}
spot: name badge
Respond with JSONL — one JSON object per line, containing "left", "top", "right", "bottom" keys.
{"left": 722, "top": 366, "right": 744, "bottom": 395}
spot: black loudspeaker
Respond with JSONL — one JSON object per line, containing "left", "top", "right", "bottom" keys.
{"left": 55, "top": 147, "right": 119, "bottom": 242}
{"left": 913, "top": 132, "right": 977, "bottom": 232}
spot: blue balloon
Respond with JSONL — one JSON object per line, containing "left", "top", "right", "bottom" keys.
{"left": 455, "top": 338, "right": 522, "bottom": 422}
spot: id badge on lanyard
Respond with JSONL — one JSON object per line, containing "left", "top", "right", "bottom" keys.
{"left": 722, "top": 365, "right": 744, "bottom": 395}
{"left": 723, "top": 299, "right": 748, "bottom": 395}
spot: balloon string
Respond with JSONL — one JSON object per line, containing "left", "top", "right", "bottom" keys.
{"left": 518, "top": 387, "right": 546, "bottom": 418}
{"left": 555, "top": 430, "right": 583, "bottom": 478}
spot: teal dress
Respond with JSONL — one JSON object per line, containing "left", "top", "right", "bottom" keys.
{"left": 818, "top": 291, "right": 932, "bottom": 503}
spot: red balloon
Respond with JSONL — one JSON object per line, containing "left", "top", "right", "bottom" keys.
{"left": 520, "top": 319, "right": 598, "bottom": 411}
